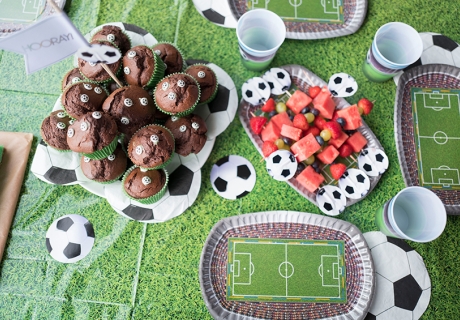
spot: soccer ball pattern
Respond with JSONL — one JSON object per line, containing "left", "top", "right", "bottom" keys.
{"left": 316, "top": 185, "right": 347, "bottom": 216}
{"left": 328, "top": 73, "right": 358, "bottom": 97}
{"left": 263, "top": 67, "right": 292, "bottom": 95}
{"left": 358, "top": 148, "right": 389, "bottom": 177}
{"left": 46, "top": 214, "right": 95, "bottom": 263}
{"left": 266, "top": 150, "right": 297, "bottom": 181}
{"left": 76, "top": 43, "right": 121, "bottom": 64}
{"left": 363, "top": 231, "right": 431, "bottom": 320}
{"left": 192, "top": 0, "right": 238, "bottom": 28}
{"left": 338, "top": 168, "right": 370, "bottom": 199}
{"left": 241, "top": 77, "right": 271, "bottom": 105}
{"left": 210, "top": 155, "right": 256, "bottom": 200}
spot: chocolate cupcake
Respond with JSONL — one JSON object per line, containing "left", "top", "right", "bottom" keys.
{"left": 122, "top": 45, "right": 165, "bottom": 89}
{"left": 40, "top": 110, "right": 73, "bottom": 151}
{"left": 102, "top": 85, "right": 156, "bottom": 138}
{"left": 66, "top": 111, "right": 119, "bottom": 159}
{"left": 152, "top": 42, "right": 185, "bottom": 76}
{"left": 61, "top": 68, "right": 84, "bottom": 91}
{"left": 164, "top": 114, "right": 207, "bottom": 156}
{"left": 154, "top": 73, "right": 200, "bottom": 117}
{"left": 91, "top": 25, "right": 131, "bottom": 55}
{"left": 78, "top": 40, "right": 122, "bottom": 84}
{"left": 127, "top": 124, "right": 174, "bottom": 169}
{"left": 61, "top": 81, "right": 107, "bottom": 119}
{"left": 80, "top": 144, "right": 127, "bottom": 183}
{"left": 122, "top": 166, "right": 168, "bottom": 204}
{"left": 185, "top": 64, "right": 218, "bottom": 104}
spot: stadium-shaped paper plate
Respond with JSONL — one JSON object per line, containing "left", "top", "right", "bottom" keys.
{"left": 395, "top": 64, "right": 460, "bottom": 215}
{"left": 192, "top": 0, "right": 367, "bottom": 40}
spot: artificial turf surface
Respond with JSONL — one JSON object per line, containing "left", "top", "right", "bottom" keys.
{"left": 0, "top": 0, "right": 460, "bottom": 319}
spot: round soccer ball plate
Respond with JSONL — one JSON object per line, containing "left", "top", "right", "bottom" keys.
{"left": 46, "top": 214, "right": 95, "bottom": 263}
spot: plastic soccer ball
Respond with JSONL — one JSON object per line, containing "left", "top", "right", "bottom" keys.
{"left": 262, "top": 67, "right": 292, "bottom": 95}
{"left": 46, "top": 214, "right": 95, "bottom": 263}
{"left": 328, "top": 73, "right": 358, "bottom": 97}
{"left": 338, "top": 168, "right": 370, "bottom": 199}
{"left": 266, "top": 150, "right": 297, "bottom": 181}
{"left": 358, "top": 147, "right": 389, "bottom": 177}
{"left": 210, "top": 155, "right": 256, "bottom": 200}
{"left": 364, "top": 231, "right": 431, "bottom": 319}
{"left": 316, "top": 185, "right": 347, "bottom": 216}
{"left": 241, "top": 77, "right": 271, "bottom": 105}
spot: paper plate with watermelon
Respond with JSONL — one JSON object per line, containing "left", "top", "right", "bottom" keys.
{"left": 239, "top": 65, "right": 385, "bottom": 212}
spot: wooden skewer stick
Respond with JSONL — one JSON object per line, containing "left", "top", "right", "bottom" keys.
{"left": 285, "top": 90, "right": 292, "bottom": 97}
{"left": 46, "top": 0, "right": 61, "bottom": 12}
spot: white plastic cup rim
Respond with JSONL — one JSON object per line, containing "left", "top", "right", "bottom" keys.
{"left": 236, "top": 9, "right": 286, "bottom": 56}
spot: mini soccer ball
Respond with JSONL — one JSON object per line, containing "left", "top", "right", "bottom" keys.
{"left": 363, "top": 231, "right": 431, "bottom": 319}
{"left": 192, "top": 0, "right": 238, "bottom": 28}
{"left": 262, "top": 67, "right": 292, "bottom": 95}
{"left": 210, "top": 155, "right": 256, "bottom": 200}
{"left": 266, "top": 150, "right": 297, "bottom": 181}
{"left": 358, "top": 147, "right": 389, "bottom": 177}
{"left": 241, "top": 77, "right": 271, "bottom": 105}
{"left": 328, "top": 73, "right": 358, "bottom": 97}
{"left": 338, "top": 168, "right": 370, "bottom": 199}
{"left": 46, "top": 214, "right": 95, "bottom": 263}
{"left": 316, "top": 185, "right": 347, "bottom": 216}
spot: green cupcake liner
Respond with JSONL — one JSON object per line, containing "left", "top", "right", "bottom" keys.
{"left": 185, "top": 63, "right": 219, "bottom": 105}
{"left": 152, "top": 41, "right": 187, "bottom": 73}
{"left": 153, "top": 73, "right": 201, "bottom": 117}
{"left": 83, "top": 134, "right": 119, "bottom": 160}
{"left": 122, "top": 166, "right": 169, "bottom": 204}
{"left": 145, "top": 46, "right": 167, "bottom": 89}
{"left": 0, "top": 145, "right": 3, "bottom": 164}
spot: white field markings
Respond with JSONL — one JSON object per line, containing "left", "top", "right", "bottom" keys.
{"left": 0, "top": 0, "right": 45, "bottom": 21}
{"left": 232, "top": 241, "right": 341, "bottom": 299}
{"left": 318, "top": 255, "right": 340, "bottom": 288}
{"left": 255, "top": 0, "right": 340, "bottom": 20}
{"left": 232, "top": 253, "right": 253, "bottom": 286}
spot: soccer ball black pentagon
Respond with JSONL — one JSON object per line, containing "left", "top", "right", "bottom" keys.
{"left": 262, "top": 67, "right": 292, "bottom": 95}
{"left": 46, "top": 214, "right": 95, "bottom": 263}
{"left": 358, "top": 148, "right": 389, "bottom": 177}
{"left": 363, "top": 231, "right": 431, "bottom": 319}
{"left": 338, "top": 168, "right": 370, "bottom": 199}
{"left": 241, "top": 77, "right": 271, "bottom": 105}
{"left": 316, "top": 185, "right": 347, "bottom": 216}
{"left": 265, "top": 150, "right": 297, "bottom": 181}
{"left": 210, "top": 155, "right": 256, "bottom": 200}
{"left": 192, "top": 0, "right": 237, "bottom": 28}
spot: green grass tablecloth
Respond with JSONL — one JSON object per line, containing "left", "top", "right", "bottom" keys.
{"left": 1, "top": 0, "right": 459, "bottom": 319}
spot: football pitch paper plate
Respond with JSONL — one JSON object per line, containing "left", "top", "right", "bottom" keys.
{"left": 31, "top": 24, "right": 238, "bottom": 223}
{"left": 200, "top": 211, "right": 375, "bottom": 319}
{"left": 192, "top": 0, "right": 367, "bottom": 40}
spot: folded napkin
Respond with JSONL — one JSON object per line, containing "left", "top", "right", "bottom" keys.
{"left": 0, "top": 132, "right": 33, "bottom": 261}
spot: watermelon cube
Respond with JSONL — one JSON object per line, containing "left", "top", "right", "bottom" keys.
{"left": 286, "top": 90, "right": 312, "bottom": 114}
{"left": 296, "top": 165, "right": 325, "bottom": 193}
{"left": 316, "top": 145, "right": 339, "bottom": 164}
{"left": 261, "top": 120, "right": 280, "bottom": 142}
{"left": 328, "top": 131, "right": 349, "bottom": 149}
{"left": 271, "top": 111, "right": 293, "bottom": 129}
{"left": 281, "top": 124, "right": 303, "bottom": 141}
{"left": 312, "top": 87, "right": 336, "bottom": 119}
{"left": 346, "top": 131, "right": 368, "bottom": 152}
{"left": 290, "top": 133, "right": 321, "bottom": 162}
{"left": 335, "top": 105, "right": 363, "bottom": 130}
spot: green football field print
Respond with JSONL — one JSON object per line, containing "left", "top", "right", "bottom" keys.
{"left": 227, "top": 238, "right": 346, "bottom": 303}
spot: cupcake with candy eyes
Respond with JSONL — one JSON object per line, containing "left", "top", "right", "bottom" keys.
{"left": 151, "top": 42, "right": 186, "bottom": 76}
{"left": 122, "top": 45, "right": 165, "bottom": 89}
{"left": 91, "top": 25, "right": 131, "bottom": 55}
{"left": 61, "top": 81, "right": 108, "bottom": 119}
{"left": 185, "top": 64, "right": 218, "bottom": 104}
{"left": 164, "top": 114, "right": 207, "bottom": 156}
{"left": 78, "top": 40, "right": 122, "bottom": 84}
{"left": 122, "top": 166, "right": 168, "bottom": 204}
{"left": 40, "top": 110, "right": 73, "bottom": 151}
{"left": 80, "top": 144, "right": 127, "bottom": 183}
{"left": 61, "top": 68, "right": 84, "bottom": 91}
{"left": 66, "top": 111, "right": 119, "bottom": 160}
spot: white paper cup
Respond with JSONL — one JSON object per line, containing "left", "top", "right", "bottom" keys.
{"left": 236, "top": 9, "right": 286, "bottom": 71}
{"left": 375, "top": 186, "right": 446, "bottom": 243}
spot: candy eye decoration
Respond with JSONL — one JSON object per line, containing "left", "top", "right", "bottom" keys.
{"left": 171, "top": 116, "right": 178, "bottom": 122}
{"left": 135, "top": 145, "right": 143, "bottom": 155}
{"left": 80, "top": 94, "right": 89, "bottom": 103}
{"left": 197, "top": 71, "right": 206, "bottom": 78}
{"left": 107, "top": 34, "right": 115, "bottom": 42}
{"left": 177, "top": 80, "right": 185, "bottom": 88}
{"left": 121, "top": 117, "right": 129, "bottom": 125}
{"left": 150, "top": 134, "right": 159, "bottom": 145}
{"left": 71, "top": 77, "right": 81, "bottom": 84}
{"left": 84, "top": 156, "right": 91, "bottom": 163}
{"left": 140, "top": 167, "right": 148, "bottom": 172}
{"left": 94, "top": 87, "right": 102, "bottom": 94}
{"left": 142, "top": 176, "right": 151, "bottom": 185}
{"left": 80, "top": 122, "right": 89, "bottom": 131}
{"left": 168, "top": 92, "right": 176, "bottom": 100}
{"left": 139, "top": 97, "right": 148, "bottom": 106}
{"left": 67, "top": 128, "right": 74, "bottom": 137}
{"left": 107, "top": 154, "right": 116, "bottom": 161}
{"left": 127, "top": 51, "right": 136, "bottom": 58}
{"left": 161, "top": 82, "right": 169, "bottom": 91}
{"left": 92, "top": 111, "right": 102, "bottom": 119}
{"left": 192, "top": 122, "right": 200, "bottom": 130}
{"left": 124, "top": 67, "right": 130, "bottom": 75}
{"left": 69, "top": 119, "right": 75, "bottom": 125}
{"left": 179, "top": 125, "right": 187, "bottom": 132}
{"left": 56, "top": 122, "right": 66, "bottom": 129}
{"left": 83, "top": 83, "right": 92, "bottom": 90}
{"left": 57, "top": 111, "right": 66, "bottom": 118}
{"left": 154, "top": 49, "right": 161, "bottom": 56}
{"left": 124, "top": 98, "right": 133, "bottom": 107}
{"left": 89, "top": 62, "right": 97, "bottom": 67}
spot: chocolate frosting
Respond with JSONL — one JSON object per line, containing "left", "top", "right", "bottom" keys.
{"left": 164, "top": 114, "right": 207, "bottom": 156}
{"left": 62, "top": 82, "right": 107, "bottom": 119}
{"left": 40, "top": 110, "right": 72, "bottom": 150}
{"left": 154, "top": 73, "right": 199, "bottom": 114}
{"left": 78, "top": 41, "right": 122, "bottom": 82}
{"left": 80, "top": 144, "right": 127, "bottom": 182}
{"left": 61, "top": 68, "right": 84, "bottom": 91}
{"left": 152, "top": 43, "right": 184, "bottom": 75}
{"left": 124, "top": 167, "right": 166, "bottom": 199}
{"left": 123, "top": 45, "right": 156, "bottom": 87}
{"left": 185, "top": 64, "right": 217, "bottom": 103}
{"left": 91, "top": 25, "right": 131, "bottom": 55}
